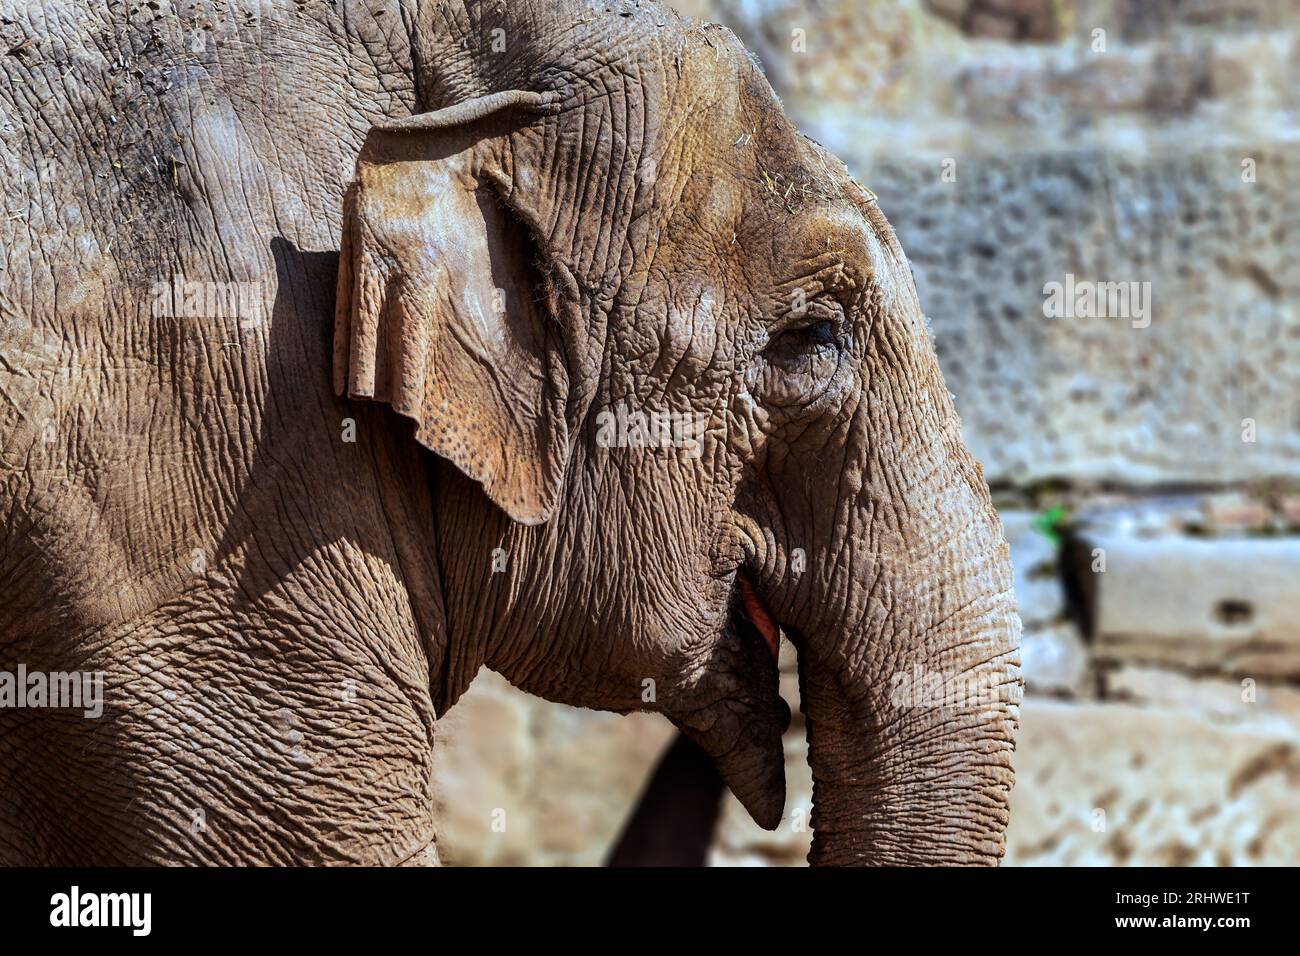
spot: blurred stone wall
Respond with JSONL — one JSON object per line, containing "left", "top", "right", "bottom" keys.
{"left": 433, "top": 0, "right": 1300, "bottom": 865}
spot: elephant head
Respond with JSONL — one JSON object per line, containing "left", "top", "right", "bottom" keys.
{"left": 336, "top": 0, "right": 1021, "bottom": 865}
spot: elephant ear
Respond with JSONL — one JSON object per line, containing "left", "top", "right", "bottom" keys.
{"left": 334, "top": 91, "right": 569, "bottom": 525}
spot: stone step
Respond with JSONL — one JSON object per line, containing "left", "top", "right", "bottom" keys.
{"left": 1070, "top": 533, "right": 1300, "bottom": 677}
{"left": 1103, "top": 662, "right": 1300, "bottom": 720}
{"left": 1006, "top": 699, "right": 1300, "bottom": 865}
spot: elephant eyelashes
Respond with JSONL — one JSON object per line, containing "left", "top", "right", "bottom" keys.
{"left": 781, "top": 319, "right": 835, "bottom": 347}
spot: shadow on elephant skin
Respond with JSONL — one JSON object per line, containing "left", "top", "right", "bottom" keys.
{"left": 209, "top": 237, "right": 446, "bottom": 644}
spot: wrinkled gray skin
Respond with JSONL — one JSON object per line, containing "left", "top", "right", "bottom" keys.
{"left": 0, "top": 0, "right": 1020, "bottom": 865}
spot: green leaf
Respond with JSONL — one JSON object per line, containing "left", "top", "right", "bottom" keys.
{"left": 1032, "top": 504, "right": 1068, "bottom": 544}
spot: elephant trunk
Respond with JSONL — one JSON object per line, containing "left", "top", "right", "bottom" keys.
{"left": 797, "top": 471, "right": 1022, "bottom": 866}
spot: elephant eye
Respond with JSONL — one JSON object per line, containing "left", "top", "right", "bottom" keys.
{"left": 767, "top": 299, "right": 844, "bottom": 358}
{"left": 779, "top": 319, "right": 835, "bottom": 347}
{"left": 749, "top": 299, "right": 851, "bottom": 410}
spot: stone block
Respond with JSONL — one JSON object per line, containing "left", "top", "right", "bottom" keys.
{"left": 1007, "top": 699, "right": 1300, "bottom": 865}
{"left": 999, "top": 509, "right": 1064, "bottom": 625}
{"left": 1104, "top": 663, "right": 1300, "bottom": 720}
{"left": 1115, "top": 0, "right": 1300, "bottom": 40}
{"left": 1023, "top": 621, "right": 1092, "bottom": 696}
{"left": 1073, "top": 495, "right": 1206, "bottom": 536}
{"left": 866, "top": 148, "right": 1300, "bottom": 488}
{"left": 1282, "top": 494, "right": 1300, "bottom": 528}
{"left": 1078, "top": 534, "right": 1300, "bottom": 677}
{"left": 1200, "top": 491, "right": 1274, "bottom": 532}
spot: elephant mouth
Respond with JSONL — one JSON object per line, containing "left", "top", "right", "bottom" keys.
{"left": 736, "top": 572, "right": 791, "bottom": 734}
{"left": 735, "top": 574, "right": 781, "bottom": 663}
{"left": 688, "top": 573, "right": 789, "bottom": 830}
{"left": 668, "top": 571, "right": 790, "bottom": 830}
{"left": 730, "top": 575, "right": 789, "bottom": 742}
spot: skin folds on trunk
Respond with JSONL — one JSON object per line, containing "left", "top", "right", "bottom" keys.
{"left": 762, "top": 198, "right": 1023, "bottom": 866}
{"left": 796, "top": 510, "right": 1021, "bottom": 866}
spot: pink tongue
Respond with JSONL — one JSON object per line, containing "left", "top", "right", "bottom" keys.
{"left": 738, "top": 576, "right": 781, "bottom": 661}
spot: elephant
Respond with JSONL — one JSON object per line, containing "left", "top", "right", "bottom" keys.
{"left": 0, "top": 0, "right": 1021, "bottom": 865}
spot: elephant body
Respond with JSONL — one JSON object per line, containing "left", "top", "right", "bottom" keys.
{"left": 0, "top": 0, "right": 1021, "bottom": 865}
{"left": 1, "top": 0, "right": 447, "bottom": 864}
